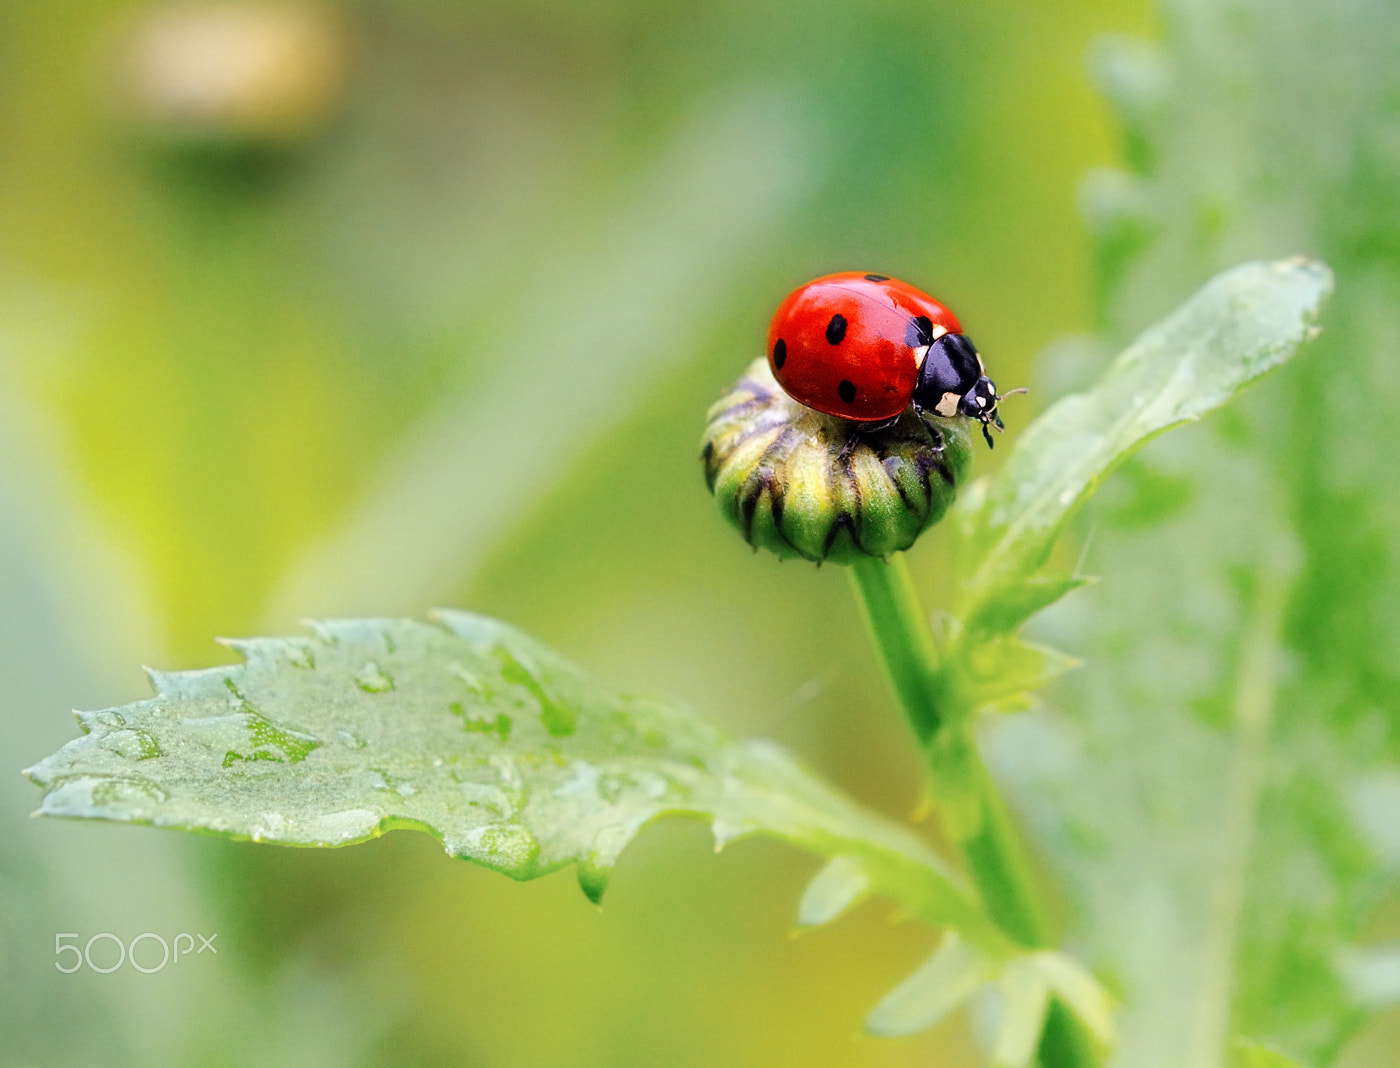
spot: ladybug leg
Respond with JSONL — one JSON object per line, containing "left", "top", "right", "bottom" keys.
{"left": 855, "top": 414, "right": 902, "bottom": 435}
{"left": 911, "top": 404, "right": 946, "bottom": 450}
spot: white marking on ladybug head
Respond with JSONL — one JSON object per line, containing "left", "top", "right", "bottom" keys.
{"left": 929, "top": 324, "right": 949, "bottom": 342}
{"left": 912, "top": 344, "right": 930, "bottom": 369}
{"left": 974, "top": 394, "right": 987, "bottom": 408}
{"left": 935, "top": 391, "right": 960, "bottom": 417}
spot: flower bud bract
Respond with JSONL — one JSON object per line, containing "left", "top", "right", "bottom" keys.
{"left": 702, "top": 359, "right": 971, "bottom": 563}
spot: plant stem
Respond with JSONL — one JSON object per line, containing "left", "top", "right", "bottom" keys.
{"left": 1183, "top": 571, "right": 1287, "bottom": 1068}
{"left": 960, "top": 751, "right": 1054, "bottom": 948}
{"left": 847, "top": 554, "right": 943, "bottom": 746}
{"left": 847, "top": 554, "right": 1099, "bottom": 1068}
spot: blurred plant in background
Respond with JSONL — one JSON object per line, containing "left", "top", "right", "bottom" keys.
{"left": 990, "top": 1, "right": 1400, "bottom": 1064}
{"left": 5, "top": 0, "right": 1400, "bottom": 1066}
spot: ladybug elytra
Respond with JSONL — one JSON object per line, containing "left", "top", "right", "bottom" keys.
{"left": 766, "top": 272, "right": 1017, "bottom": 447}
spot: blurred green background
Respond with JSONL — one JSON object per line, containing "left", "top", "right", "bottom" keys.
{"left": 14, "top": 0, "right": 1390, "bottom": 1065}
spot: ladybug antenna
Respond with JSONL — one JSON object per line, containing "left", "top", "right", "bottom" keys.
{"left": 986, "top": 385, "right": 1027, "bottom": 448}
{"left": 977, "top": 386, "right": 1024, "bottom": 449}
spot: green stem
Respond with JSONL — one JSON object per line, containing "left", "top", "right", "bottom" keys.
{"left": 847, "top": 554, "right": 943, "bottom": 746}
{"left": 960, "top": 751, "right": 1054, "bottom": 948}
{"left": 847, "top": 554, "right": 1098, "bottom": 1068}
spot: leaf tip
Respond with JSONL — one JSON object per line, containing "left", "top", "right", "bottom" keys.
{"left": 576, "top": 859, "right": 611, "bottom": 905}
{"left": 865, "top": 932, "right": 989, "bottom": 1038}
{"left": 798, "top": 855, "right": 871, "bottom": 927}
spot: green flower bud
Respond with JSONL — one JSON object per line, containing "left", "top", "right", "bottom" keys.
{"left": 701, "top": 359, "right": 972, "bottom": 563}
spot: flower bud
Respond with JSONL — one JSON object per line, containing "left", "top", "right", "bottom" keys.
{"left": 702, "top": 359, "right": 972, "bottom": 563}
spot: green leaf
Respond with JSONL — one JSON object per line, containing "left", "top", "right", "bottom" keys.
{"left": 955, "top": 257, "right": 1331, "bottom": 628}
{"left": 24, "top": 611, "right": 1002, "bottom": 946}
{"left": 987, "top": 3, "right": 1400, "bottom": 1064}
{"left": 920, "top": 259, "right": 1329, "bottom": 780}
{"left": 961, "top": 574, "right": 1096, "bottom": 642}
{"left": 949, "top": 636, "right": 1082, "bottom": 714}
{"left": 865, "top": 932, "right": 1114, "bottom": 1065}
{"left": 798, "top": 854, "right": 871, "bottom": 927}
{"left": 865, "top": 932, "right": 990, "bottom": 1038}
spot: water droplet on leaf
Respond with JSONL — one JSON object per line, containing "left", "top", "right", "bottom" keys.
{"left": 356, "top": 662, "right": 394, "bottom": 693}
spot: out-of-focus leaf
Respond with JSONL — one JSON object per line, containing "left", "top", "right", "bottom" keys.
{"left": 987, "top": 957, "right": 1051, "bottom": 1067}
{"left": 798, "top": 854, "right": 871, "bottom": 928}
{"left": 923, "top": 260, "right": 1327, "bottom": 792}
{"left": 866, "top": 932, "right": 1113, "bottom": 1066}
{"left": 954, "top": 637, "right": 1081, "bottom": 712}
{"left": 961, "top": 574, "right": 1095, "bottom": 642}
{"left": 987, "top": 2, "right": 1400, "bottom": 1065}
{"left": 954, "top": 257, "right": 1331, "bottom": 627}
{"left": 866, "top": 932, "right": 991, "bottom": 1038}
{"left": 24, "top": 611, "right": 1004, "bottom": 947}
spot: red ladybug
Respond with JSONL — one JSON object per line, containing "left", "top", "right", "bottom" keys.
{"left": 766, "top": 271, "right": 1015, "bottom": 447}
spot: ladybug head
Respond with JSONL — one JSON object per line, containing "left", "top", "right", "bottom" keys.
{"left": 914, "top": 333, "right": 1026, "bottom": 448}
{"left": 960, "top": 376, "right": 1006, "bottom": 449}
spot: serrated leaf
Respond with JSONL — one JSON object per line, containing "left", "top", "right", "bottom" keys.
{"left": 955, "top": 258, "right": 1331, "bottom": 626}
{"left": 24, "top": 611, "right": 1003, "bottom": 946}
{"left": 987, "top": 3, "right": 1400, "bottom": 1064}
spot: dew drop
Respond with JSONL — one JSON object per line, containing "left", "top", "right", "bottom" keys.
{"left": 81, "top": 710, "right": 127, "bottom": 733}
{"left": 43, "top": 774, "right": 171, "bottom": 813}
{"left": 286, "top": 642, "right": 316, "bottom": 670}
{"left": 370, "top": 768, "right": 415, "bottom": 795}
{"left": 461, "top": 824, "right": 539, "bottom": 869}
{"left": 457, "top": 780, "right": 515, "bottom": 819}
{"left": 311, "top": 808, "right": 379, "bottom": 843}
{"left": 356, "top": 662, "right": 395, "bottom": 693}
{"left": 249, "top": 811, "right": 293, "bottom": 841}
{"left": 489, "top": 752, "right": 524, "bottom": 794}
{"left": 99, "top": 729, "right": 164, "bottom": 761}
{"left": 451, "top": 702, "right": 512, "bottom": 742}
{"left": 597, "top": 769, "right": 667, "bottom": 804}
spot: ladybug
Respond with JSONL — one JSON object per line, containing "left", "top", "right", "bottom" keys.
{"left": 766, "top": 271, "right": 1017, "bottom": 447}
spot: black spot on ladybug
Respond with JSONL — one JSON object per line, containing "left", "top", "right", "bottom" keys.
{"left": 772, "top": 338, "right": 787, "bottom": 369}
{"left": 826, "top": 314, "right": 848, "bottom": 345}
{"left": 905, "top": 315, "right": 934, "bottom": 348}
{"left": 864, "top": 273, "right": 889, "bottom": 282}
{"left": 837, "top": 379, "right": 856, "bottom": 404}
